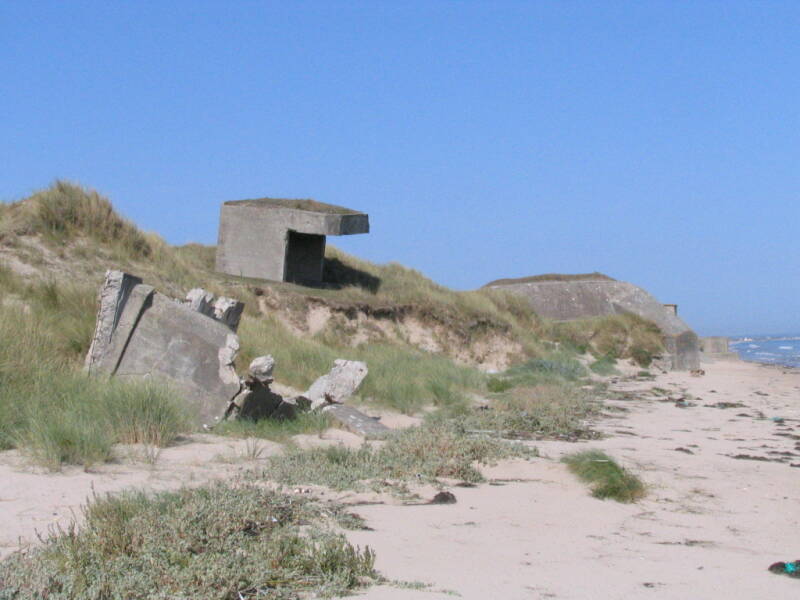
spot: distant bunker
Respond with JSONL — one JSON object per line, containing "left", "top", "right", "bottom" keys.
{"left": 215, "top": 198, "right": 369, "bottom": 285}
{"left": 485, "top": 273, "right": 700, "bottom": 371}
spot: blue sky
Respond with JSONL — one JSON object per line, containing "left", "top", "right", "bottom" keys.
{"left": 2, "top": 1, "right": 798, "bottom": 336}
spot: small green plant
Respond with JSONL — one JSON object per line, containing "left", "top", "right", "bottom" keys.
{"left": 487, "top": 376, "right": 514, "bottom": 393}
{"left": 562, "top": 449, "right": 645, "bottom": 502}
{"left": 0, "top": 483, "right": 376, "bottom": 599}
{"left": 589, "top": 355, "right": 619, "bottom": 376}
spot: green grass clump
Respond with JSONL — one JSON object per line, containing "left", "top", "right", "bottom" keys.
{"left": 549, "top": 313, "right": 664, "bottom": 366}
{"left": 485, "top": 354, "right": 587, "bottom": 393}
{"left": 0, "top": 269, "right": 190, "bottom": 468}
{"left": 561, "top": 449, "right": 646, "bottom": 502}
{"left": 589, "top": 355, "right": 619, "bottom": 376}
{"left": 1, "top": 180, "right": 152, "bottom": 258}
{"left": 215, "top": 411, "right": 332, "bottom": 443}
{"left": 0, "top": 483, "right": 376, "bottom": 599}
{"left": 11, "top": 376, "right": 191, "bottom": 471}
{"left": 457, "top": 382, "right": 600, "bottom": 440}
{"left": 262, "top": 420, "right": 535, "bottom": 491}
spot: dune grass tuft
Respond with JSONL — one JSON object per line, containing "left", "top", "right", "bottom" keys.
{"left": 589, "top": 355, "right": 619, "bottom": 376}
{"left": 261, "top": 420, "right": 535, "bottom": 491}
{"left": 454, "top": 382, "right": 600, "bottom": 440}
{"left": 0, "top": 483, "right": 376, "bottom": 599}
{"left": 214, "top": 411, "right": 332, "bottom": 443}
{"left": 0, "top": 276, "right": 190, "bottom": 469}
{"left": 1, "top": 180, "right": 152, "bottom": 258}
{"left": 562, "top": 449, "right": 645, "bottom": 502}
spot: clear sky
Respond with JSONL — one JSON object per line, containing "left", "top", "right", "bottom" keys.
{"left": 2, "top": 1, "right": 798, "bottom": 336}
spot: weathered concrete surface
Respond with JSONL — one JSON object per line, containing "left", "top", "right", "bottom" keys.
{"left": 701, "top": 336, "right": 739, "bottom": 361}
{"left": 184, "top": 289, "right": 244, "bottom": 332}
{"left": 322, "top": 404, "right": 390, "bottom": 439}
{"left": 85, "top": 270, "right": 142, "bottom": 371}
{"left": 701, "top": 336, "right": 730, "bottom": 354}
{"left": 215, "top": 198, "right": 369, "bottom": 285}
{"left": 304, "top": 359, "right": 369, "bottom": 410}
{"left": 485, "top": 275, "right": 700, "bottom": 370}
{"left": 86, "top": 271, "right": 243, "bottom": 428}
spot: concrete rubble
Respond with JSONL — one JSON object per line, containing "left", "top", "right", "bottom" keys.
{"left": 85, "top": 271, "right": 243, "bottom": 428}
{"left": 295, "top": 359, "right": 389, "bottom": 438}
{"left": 86, "top": 271, "right": 384, "bottom": 437}
{"left": 302, "top": 359, "right": 369, "bottom": 411}
{"left": 227, "top": 355, "right": 299, "bottom": 421}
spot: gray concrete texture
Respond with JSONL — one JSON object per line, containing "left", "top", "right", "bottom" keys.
{"left": 215, "top": 198, "right": 369, "bottom": 284}
{"left": 85, "top": 271, "right": 244, "bottom": 427}
{"left": 701, "top": 336, "right": 730, "bottom": 354}
{"left": 486, "top": 276, "right": 701, "bottom": 370}
{"left": 700, "top": 336, "right": 739, "bottom": 362}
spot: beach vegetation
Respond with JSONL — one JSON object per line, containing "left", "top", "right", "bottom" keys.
{"left": 562, "top": 449, "right": 646, "bottom": 502}
{"left": 0, "top": 483, "right": 376, "bottom": 599}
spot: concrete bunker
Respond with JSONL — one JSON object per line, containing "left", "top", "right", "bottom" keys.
{"left": 215, "top": 198, "right": 369, "bottom": 285}
{"left": 484, "top": 273, "right": 701, "bottom": 371}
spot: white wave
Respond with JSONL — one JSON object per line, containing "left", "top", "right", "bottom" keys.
{"left": 779, "top": 346, "right": 794, "bottom": 350}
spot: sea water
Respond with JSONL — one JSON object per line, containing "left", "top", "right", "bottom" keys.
{"left": 729, "top": 335, "right": 800, "bottom": 368}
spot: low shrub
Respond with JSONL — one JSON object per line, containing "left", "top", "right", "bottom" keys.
{"left": 261, "top": 420, "right": 534, "bottom": 490}
{"left": 0, "top": 483, "right": 376, "bottom": 599}
{"left": 589, "top": 355, "right": 619, "bottom": 376}
{"left": 459, "top": 382, "right": 600, "bottom": 440}
{"left": 562, "top": 449, "right": 645, "bottom": 502}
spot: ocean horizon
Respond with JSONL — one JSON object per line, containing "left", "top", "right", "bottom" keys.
{"left": 728, "top": 334, "right": 800, "bottom": 368}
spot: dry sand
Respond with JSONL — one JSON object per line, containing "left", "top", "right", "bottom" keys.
{"left": 2, "top": 358, "right": 799, "bottom": 599}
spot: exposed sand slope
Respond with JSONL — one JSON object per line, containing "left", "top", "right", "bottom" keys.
{"left": 2, "top": 360, "right": 799, "bottom": 599}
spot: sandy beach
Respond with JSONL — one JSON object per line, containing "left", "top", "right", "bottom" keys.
{"left": 2, "top": 357, "right": 799, "bottom": 599}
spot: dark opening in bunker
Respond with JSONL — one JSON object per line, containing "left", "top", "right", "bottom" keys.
{"left": 284, "top": 231, "right": 326, "bottom": 285}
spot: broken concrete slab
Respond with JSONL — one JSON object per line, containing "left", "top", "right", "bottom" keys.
{"left": 228, "top": 355, "right": 299, "bottom": 421}
{"left": 322, "top": 404, "right": 390, "bottom": 439}
{"left": 184, "top": 288, "right": 244, "bottom": 332}
{"left": 86, "top": 271, "right": 243, "bottom": 428}
{"left": 303, "top": 359, "right": 369, "bottom": 410}
{"left": 213, "top": 296, "right": 244, "bottom": 331}
{"left": 185, "top": 288, "right": 216, "bottom": 318}
{"left": 84, "top": 270, "right": 142, "bottom": 371}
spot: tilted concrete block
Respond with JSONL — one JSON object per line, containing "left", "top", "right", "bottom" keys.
{"left": 86, "top": 273, "right": 243, "bottom": 428}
